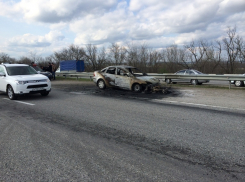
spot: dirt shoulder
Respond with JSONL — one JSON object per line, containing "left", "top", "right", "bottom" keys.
{"left": 167, "top": 87, "right": 245, "bottom": 110}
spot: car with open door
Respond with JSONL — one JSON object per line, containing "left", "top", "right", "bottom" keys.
{"left": 93, "top": 65, "right": 162, "bottom": 93}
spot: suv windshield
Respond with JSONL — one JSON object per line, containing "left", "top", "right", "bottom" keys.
{"left": 6, "top": 66, "right": 37, "bottom": 76}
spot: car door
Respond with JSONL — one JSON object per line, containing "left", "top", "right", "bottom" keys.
{"left": 0, "top": 66, "right": 7, "bottom": 91}
{"left": 185, "top": 70, "right": 193, "bottom": 82}
{"left": 115, "top": 68, "right": 131, "bottom": 90}
{"left": 103, "top": 67, "right": 116, "bottom": 86}
{"left": 173, "top": 70, "right": 186, "bottom": 83}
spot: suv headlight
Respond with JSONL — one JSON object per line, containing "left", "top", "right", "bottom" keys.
{"left": 15, "top": 80, "right": 28, "bottom": 85}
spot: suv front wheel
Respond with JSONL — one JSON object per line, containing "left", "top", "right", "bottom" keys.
{"left": 7, "top": 85, "right": 17, "bottom": 100}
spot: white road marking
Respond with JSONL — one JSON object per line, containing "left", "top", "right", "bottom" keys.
{"left": 153, "top": 99, "right": 245, "bottom": 111}
{"left": 3, "top": 98, "right": 35, "bottom": 106}
{"left": 70, "top": 92, "right": 86, "bottom": 95}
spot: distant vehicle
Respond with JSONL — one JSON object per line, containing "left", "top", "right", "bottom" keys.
{"left": 231, "top": 73, "right": 245, "bottom": 87}
{"left": 165, "top": 69, "right": 209, "bottom": 85}
{"left": 0, "top": 63, "right": 51, "bottom": 100}
{"left": 93, "top": 65, "right": 163, "bottom": 93}
{"left": 32, "top": 66, "right": 53, "bottom": 80}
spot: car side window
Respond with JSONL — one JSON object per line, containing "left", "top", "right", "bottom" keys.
{"left": 117, "top": 68, "right": 127, "bottom": 76}
{"left": 186, "top": 70, "right": 194, "bottom": 74}
{"left": 106, "top": 67, "right": 116, "bottom": 74}
{"left": 101, "top": 68, "right": 106, "bottom": 73}
{"left": 177, "top": 70, "right": 185, "bottom": 74}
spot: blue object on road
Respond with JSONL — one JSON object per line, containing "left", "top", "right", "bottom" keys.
{"left": 60, "top": 60, "right": 85, "bottom": 72}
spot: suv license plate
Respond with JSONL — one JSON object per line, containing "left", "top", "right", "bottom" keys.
{"left": 32, "top": 88, "right": 44, "bottom": 91}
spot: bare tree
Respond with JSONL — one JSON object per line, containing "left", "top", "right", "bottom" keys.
{"left": 125, "top": 43, "right": 140, "bottom": 67}
{"left": 161, "top": 45, "right": 187, "bottom": 72}
{"left": 18, "top": 56, "right": 32, "bottom": 64}
{"left": 221, "top": 26, "right": 241, "bottom": 73}
{"left": 205, "top": 40, "right": 223, "bottom": 73}
{"left": 97, "top": 47, "right": 109, "bottom": 69}
{"left": 54, "top": 44, "right": 86, "bottom": 62}
{"left": 109, "top": 43, "right": 127, "bottom": 65}
{"left": 235, "top": 35, "right": 245, "bottom": 64}
{"left": 0, "top": 53, "right": 16, "bottom": 64}
{"left": 148, "top": 50, "right": 161, "bottom": 73}
{"left": 83, "top": 45, "right": 110, "bottom": 71}
{"left": 184, "top": 40, "right": 210, "bottom": 72}
{"left": 138, "top": 43, "right": 150, "bottom": 72}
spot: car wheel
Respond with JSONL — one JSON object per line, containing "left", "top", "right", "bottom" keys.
{"left": 41, "top": 91, "right": 49, "bottom": 96}
{"left": 191, "top": 79, "right": 198, "bottom": 85}
{"left": 234, "top": 81, "right": 244, "bottom": 87}
{"left": 7, "top": 85, "right": 17, "bottom": 100}
{"left": 166, "top": 79, "right": 171, "bottom": 84}
{"left": 132, "top": 83, "right": 142, "bottom": 92}
{"left": 97, "top": 79, "right": 106, "bottom": 89}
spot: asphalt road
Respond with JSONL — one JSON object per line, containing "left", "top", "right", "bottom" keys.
{"left": 0, "top": 81, "right": 244, "bottom": 181}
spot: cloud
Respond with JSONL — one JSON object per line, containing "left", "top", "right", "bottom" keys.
{"left": 217, "top": 0, "right": 245, "bottom": 15}
{"left": 1, "top": 0, "right": 245, "bottom": 58}
{"left": 71, "top": 1, "right": 135, "bottom": 44}
{"left": 8, "top": 31, "right": 64, "bottom": 47}
{"left": 0, "top": 0, "right": 117, "bottom": 23}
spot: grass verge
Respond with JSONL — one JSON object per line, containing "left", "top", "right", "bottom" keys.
{"left": 55, "top": 76, "right": 92, "bottom": 82}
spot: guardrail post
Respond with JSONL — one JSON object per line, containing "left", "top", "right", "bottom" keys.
{"left": 229, "top": 80, "right": 231, "bottom": 89}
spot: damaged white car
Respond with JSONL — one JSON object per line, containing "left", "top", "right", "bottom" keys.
{"left": 93, "top": 66, "right": 164, "bottom": 93}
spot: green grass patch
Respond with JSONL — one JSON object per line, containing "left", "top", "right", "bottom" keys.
{"left": 55, "top": 76, "right": 92, "bottom": 82}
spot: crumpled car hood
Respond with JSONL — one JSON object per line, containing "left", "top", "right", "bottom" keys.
{"left": 136, "top": 76, "right": 159, "bottom": 84}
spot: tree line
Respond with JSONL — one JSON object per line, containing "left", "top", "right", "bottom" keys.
{"left": 1, "top": 26, "right": 244, "bottom": 74}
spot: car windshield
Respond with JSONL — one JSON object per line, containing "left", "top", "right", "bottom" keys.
{"left": 194, "top": 70, "right": 203, "bottom": 74}
{"left": 32, "top": 66, "right": 43, "bottom": 72}
{"left": 6, "top": 66, "right": 37, "bottom": 76}
{"left": 126, "top": 67, "right": 147, "bottom": 76}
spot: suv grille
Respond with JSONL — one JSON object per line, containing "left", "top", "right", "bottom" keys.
{"left": 27, "top": 84, "right": 48, "bottom": 88}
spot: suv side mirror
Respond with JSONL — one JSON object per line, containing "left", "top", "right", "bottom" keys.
{"left": 0, "top": 73, "right": 6, "bottom": 77}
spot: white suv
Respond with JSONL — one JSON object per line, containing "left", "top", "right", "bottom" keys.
{"left": 0, "top": 63, "right": 51, "bottom": 100}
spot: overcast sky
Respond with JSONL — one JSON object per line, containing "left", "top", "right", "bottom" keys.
{"left": 0, "top": 0, "right": 245, "bottom": 58}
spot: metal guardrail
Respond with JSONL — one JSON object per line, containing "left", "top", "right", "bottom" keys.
{"left": 149, "top": 74, "right": 245, "bottom": 81}
{"left": 56, "top": 72, "right": 245, "bottom": 89}
{"left": 56, "top": 72, "right": 94, "bottom": 80}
